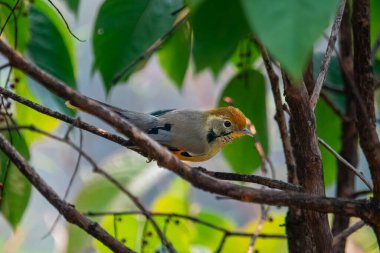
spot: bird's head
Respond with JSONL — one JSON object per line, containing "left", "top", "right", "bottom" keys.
{"left": 206, "top": 106, "right": 253, "bottom": 144}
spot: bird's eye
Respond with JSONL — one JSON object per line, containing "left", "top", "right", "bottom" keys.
{"left": 224, "top": 120, "right": 232, "bottom": 127}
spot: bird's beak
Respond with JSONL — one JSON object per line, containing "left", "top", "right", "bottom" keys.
{"left": 240, "top": 128, "right": 254, "bottom": 137}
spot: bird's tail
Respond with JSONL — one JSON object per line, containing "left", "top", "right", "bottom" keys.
{"left": 65, "top": 97, "right": 127, "bottom": 113}
{"left": 66, "top": 97, "right": 156, "bottom": 132}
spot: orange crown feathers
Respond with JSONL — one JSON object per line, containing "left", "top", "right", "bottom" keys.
{"left": 209, "top": 106, "right": 248, "bottom": 129}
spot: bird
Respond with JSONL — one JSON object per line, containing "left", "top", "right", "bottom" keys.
{"left": 66, "top": 99, "right": 253, "bottom": 162}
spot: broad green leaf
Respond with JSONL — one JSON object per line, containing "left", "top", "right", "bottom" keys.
{"left": 0, "top": 0, "right": 30, "bottom": 52}
{"left": 313, "top": 53, "right": 346, "bottom": 114}
{"left": 190, "top": 0, "right": 250, "bottom": 75}
{"left": 316, "top": 100, "right": 341, "bottom": 187}
{"left": 93, "top": 0, "right": 183, "bottom": 91}
{"left": 64, "top": 0, "right": 81, "bottom": 15}
{"left": 219, "top": 69, "right": 268, "bottom": 173}
{"left": 158, "top": 23, "right": 191, "bottom": 89}
{"left": 67, "top": 152, "right": 148, "bottom": 253}
{"left": 241, "top": 0, "right": 339, "bottom": 79}
{"left": 27, "top": 0, "right": 76, "bottom": 116}
{"left": 0, "top": 131, "right": 31, "bottom": 229}
{"left": 13, "top": 71, "right": 59, "bottom": 145}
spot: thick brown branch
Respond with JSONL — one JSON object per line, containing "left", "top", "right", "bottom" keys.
{"left": 0, "top": 133, "right": 135, "bottom": 253}
{"left": 286, "top": 83, "right": 332, "bottom": 251}
{"left": 352, "top": 0, "right": 380, "bottom": 201}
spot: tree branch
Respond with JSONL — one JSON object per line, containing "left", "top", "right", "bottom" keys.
{"left": 200, "top": 169, "right": 301, "bottom": 192}
{"left": 332, "top": 220, "right": 366, "bottom": 247}
{"left": 310, "top": 0, "right": 347, "bottom": 109}
{"left": 352, "top": 0, "right": 380, "bottom": 201}
{"left": 318, "top": 137, "right": 372, "bottom": 190}
{"left": 256, "top": 40, "right": 297, "bottom": 185}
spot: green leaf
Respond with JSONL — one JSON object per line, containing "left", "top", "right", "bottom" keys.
{"left": 0, "top": 0, "right": 30, "bottom": 52}
{"left": 0, "top": 131, "right": 31, "bottom": 230}
{"left": 241, "top": 0, "right": 339, "bottom": 79}
{"left": 27, "top": 0, "right": 77, "bottom": 116}
{"left": 64, "top": 0, "right": 81, "bottom": 15}
{"left": 316, "top": 99, "right": 341, "bottom": 187}
{"left": 158, "top": 23, "right": 191, "bottom": 89}
{"left": 190, "top": 0, "right": 250, "bottom": 75}
{"left": 93, "top": 0, "right": 183, "bottom": 91}
{"left": 218, "top": 69, "right": 268, "bottom": 173}
{"left": 13, "top": 71, "right": 60, "bottom": 145}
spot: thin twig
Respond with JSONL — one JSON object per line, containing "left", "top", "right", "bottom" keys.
{"left": 247, "top": 206, "right": 270, "bottom": 253}
{"left": 318, "top": 137, "right": 373, "bottom": 190}
{"left": 0, "top": 63, "right": 10, "bottom": 71}
{"left": 349, "top": 190, "right": 371, "bottom": 199}
{"left": 199, "top": 169, "right": 301, "bottom": 191}
{"left": 215, "top": 232, "right": 228, "bottom": 253}
{"left": 332, "top": 220, "right": 366, "bottom": 247}
{"left": 0, "top": 0, "right": 20, "bottom": 36}
{"left": 46, "top": 0, "right": 84, "bottom": 42}
{"left": 323, "top": 82, "right": 345, "bottom": 93}
{"left": 320, "top": 90, "right": 348, "bottom": 121}
{"left": 310, "top": 0, "right": 347, "bottom": 110}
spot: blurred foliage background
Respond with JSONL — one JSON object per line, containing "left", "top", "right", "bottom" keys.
{"left": 0, "top": 0, "right": 379, "bottom": 252}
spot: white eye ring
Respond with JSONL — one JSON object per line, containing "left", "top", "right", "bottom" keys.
{"left": 224, "top": 120, "right": 232, "bottom": 127}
